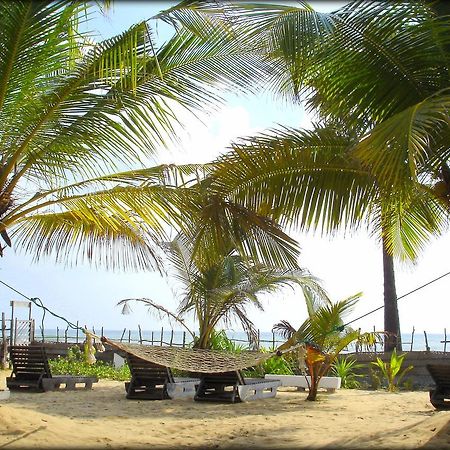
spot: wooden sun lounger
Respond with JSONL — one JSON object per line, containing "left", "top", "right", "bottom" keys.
{"left": 427, "top": 364, "right": 450, "bottom": 409}
{"left": 125, "top": 353, "right": 199, "bottom": 400}
{"left": 6, "top": 345, "right": 98, "bottom": 392}
{"left": 194, "top": 370, "right": 281, "bottom": 403}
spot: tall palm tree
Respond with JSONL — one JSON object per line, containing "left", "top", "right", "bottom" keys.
{"left": 0, "top": 0, "right": 299, "bottom": 271}
{"left": 118, "top": 235, "right": 330, "bottom": 349}
{"left": 162, "top": 0, "right": 450, "bottom": 350}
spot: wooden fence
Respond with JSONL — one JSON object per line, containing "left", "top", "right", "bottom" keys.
{"left": 2, "top": 314, "right": 450, "bottom": 353}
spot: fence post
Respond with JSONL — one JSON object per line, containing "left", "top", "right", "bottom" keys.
{"left": 424, "top": 330, "right": 430, "bottom": 352}
{"left": 120, "top": 328, "right": 126, "bottom": 342}
{"left": 182, "top": 331, "right": 186, "bottom": 348}
{"left": 138, "top": 325, "right": 143, "bottom": 344}
{"left": 1, "top": 313, "right": 7, "bottom": 369}
{"left": 76, "top": 321, "right": 79, "bottom": 344}
{"left": 13, "top": 317, "right": 18, "bottom": 346}
{"left": 410, "top": 326, "right": 415, "bottom": 352}
{"left": 128, "top": 330, "right": 131, "bottom": 343}
{"left": 30, "top": 319, "right": 35, "bottom": 343}
{"left": 64, "top": 326, "right": 68, "bottom": 343}
{"left": 160, "top": 327, "right": 164, "bottom": 346}
{"left": 170, "top": 330, "right": 174, "bottom": 346}
{"left": 272, "top": 332, "right": 275, "bottom": 349}
{"left": 101, "top": 326, "right": 104, "bottom": 339}
{"left": 444, "top": 328, "right": 447, "bottom": 353}
{"left": 151, "top": 331, "right": 154, "bottom": 345}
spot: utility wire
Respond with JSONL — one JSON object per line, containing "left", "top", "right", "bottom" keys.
{"left": 1, "top": 270, "right": 450, "bottom": 339}
{"left": 0, "top": 279, "right": 83, "bottom": 332}
{"left": 343, "top": 270, "right": 450, "bottom": 328}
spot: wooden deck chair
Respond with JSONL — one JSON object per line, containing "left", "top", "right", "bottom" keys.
{"left": 427, "top": 364, "right": 450, "bottom": 409}
{"left": 125, "top": 353, "right": 199, "bottom": 400}
{"left": 194, "top": 370, "right": 281, "bottom": 403}
{"left": 6, "top": 345, "right": 98, "bottom": 392}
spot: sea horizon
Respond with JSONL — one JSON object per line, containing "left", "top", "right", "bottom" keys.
{"left": 32, "top": 328, "right": 450, "bottom": 353}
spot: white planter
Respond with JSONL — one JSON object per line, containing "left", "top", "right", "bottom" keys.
{"left": 265, "top": 374, "right": 341, "bottom": 392}
{"left": 0, "top": 389, "right": 10, "bottom": 400}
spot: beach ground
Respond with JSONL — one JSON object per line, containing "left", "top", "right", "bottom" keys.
{"left": 1, "top": 373, "right": 449, "bottom": 449}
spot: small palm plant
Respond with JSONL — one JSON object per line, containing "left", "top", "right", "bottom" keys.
{"left": 371, "top": 349, "right": 413, "bottom": 392}
{"left": 276, "top": 294, "right": 374, "bottom": 401}
{"left": 332, "top": 356, "right": 364, "bottom": 389}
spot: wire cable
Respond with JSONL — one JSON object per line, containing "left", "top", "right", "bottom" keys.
{"left": 0, "top": 279, "right": 83, "bottom": 332}
{"left": 342, "top": 270, "right": 450, "bottom": 328}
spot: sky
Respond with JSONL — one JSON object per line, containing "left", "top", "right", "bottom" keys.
{"left": 1, "top": 1, "right": 450, "bottom": 340}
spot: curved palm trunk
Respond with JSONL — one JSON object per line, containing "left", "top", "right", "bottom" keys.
{"left": 306, "top": 363, "right": 320, "bottom": 401}
{"left": 382, "top": 235, "right": 402, "bottom": 352}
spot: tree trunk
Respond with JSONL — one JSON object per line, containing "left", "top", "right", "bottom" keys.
{"left": 306, "top": 364, "right": 320, "bottom": 401}
{"left": 382, "top": 237, "right": 402, "bottom": 352}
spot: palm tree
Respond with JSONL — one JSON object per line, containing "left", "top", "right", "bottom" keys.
{"left": 276, "top": 295, "right": 363, "bottom": 401}
{"left": 162, "top": 0, "right": 450, "bottom": 350}
{"left": 0, "top": 0, "right": 299, "bottom": 271}
{"left": 118, "top": 235, "right": 330, "bottom": 349}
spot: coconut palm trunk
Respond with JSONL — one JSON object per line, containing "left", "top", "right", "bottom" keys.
{"left": 306, "top": 363, "right": 320, "bottom": 401}
{"left": 382, "top": 234, "right": 402, "bottom": 352}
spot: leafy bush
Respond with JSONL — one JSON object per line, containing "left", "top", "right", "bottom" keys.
{"left": 371, "top": 349, "right": 413, "bottom": 392}
{"left": 49, "top": 346, "right": 131, "bottom": 381}
{"left": 206, "top": 330, "right": 248, "bottom": 352}
{"left": 331, "top": 356, "right": 364, "bottom": 389}
{"left": 243, "top": 347, "right": 295, "bottom": 378}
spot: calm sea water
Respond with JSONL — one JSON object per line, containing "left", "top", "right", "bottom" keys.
{"left": 36, "top": 328, "right": 449, "bottom": 352}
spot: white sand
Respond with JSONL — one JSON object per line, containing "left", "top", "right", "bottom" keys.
{"left": 1, "top": 374, "right": 449, "bottom": 449}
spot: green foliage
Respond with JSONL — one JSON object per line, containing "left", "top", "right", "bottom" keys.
{"left": 49, "top": 346, "right": 130, "bottom": 381}
{"left": 206, "top": 330, "right": 248, "bottom": 353}
{"left": 243, "top": 348, "right": 295, "bottom": 378}
{"left": 402, "top": 378, "right": 415, "bottom": 391}
{"left": 121, "top": 242, "right": 329, "bottom": 350}
{"left": 371, "top": 349, "right": 414, "bottom": 392}
{"left": 331, "top": 356, "right": 364, "bottom": 389}
{"left": 368, "top": 366, "right": 382, "bottom": 390}
{"left": 278, "top": 296, "right": 373, "bottom": 400}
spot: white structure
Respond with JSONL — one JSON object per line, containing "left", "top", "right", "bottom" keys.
{"left": 265, "top": 374, "right": 341, "bottom": 392}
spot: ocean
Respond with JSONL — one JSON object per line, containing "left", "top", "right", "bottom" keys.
{"left": 33, "top": 328, "right": 450, "bottom": 353}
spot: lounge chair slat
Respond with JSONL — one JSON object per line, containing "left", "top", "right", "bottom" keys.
{"left": 124, "top": 353, "right": 198, "bottom": 400}
{"left": 427, "top": 364, "right": 450, "bottom": 410}
{"left": 194, "top": 370, "right": 281, "bottom": 403}
{"left": 7, "top": 345, "right": 98, "bottom": 392}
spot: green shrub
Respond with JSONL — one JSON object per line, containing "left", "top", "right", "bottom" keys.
{"left": 368, "top": 365, "right": 382, "bottom": 390}
{"left": 331, "top": 356, "right": 364, "bottom": 389}
{"left": 243, "top": 347, "right": 295, "bottom": 378}
{"left": 207, "top": 330, "right": 248, "bottom": 352}
{"left": 49, "top": 346, "right": 131, "bottom": 381}
{"left": 371, "top": 349, "right": 413, "bottom": 392}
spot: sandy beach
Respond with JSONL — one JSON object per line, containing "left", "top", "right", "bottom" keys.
{"left": 0, "top": 373, "right": 449, "bottom": 450}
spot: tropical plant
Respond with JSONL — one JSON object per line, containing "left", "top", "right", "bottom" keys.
{"left": 331, "top": 356, "right": 364, "bottom": 389}
{"left": 162, "top": 0, "right": 450, "bottom": 351}
{"left": 371, "top": 349, "right": 414, "bottom": 392}
{"left": 244, "top": 348, "right": 295, "bottom": 378}
{"left": 49, "top": 346, "right": 131, "bottom": 381}
{"left": 118, "top": 235, "right": 330, "bottom": 349}
{"left": 276, "top": 294, "right": 373, "bottom": 401}
{"left": 203, "top": 329, "right": 247, "bottom": 352}
{"left": 0, "top": 0, "right": 302, "bottom": 272}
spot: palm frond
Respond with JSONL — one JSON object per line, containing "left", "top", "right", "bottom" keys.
{"left": 117, "top": 297, "right": 195, "bottom": 337}
{"left": 211, "top": 125, "right": 377, "bottom": 235}
{"left": 354, "top": 90, "right": 450, "bottom": 188}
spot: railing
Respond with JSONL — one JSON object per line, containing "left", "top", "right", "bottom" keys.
{"left": 2, "top": 320, "right": 450, "bottom": 353}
